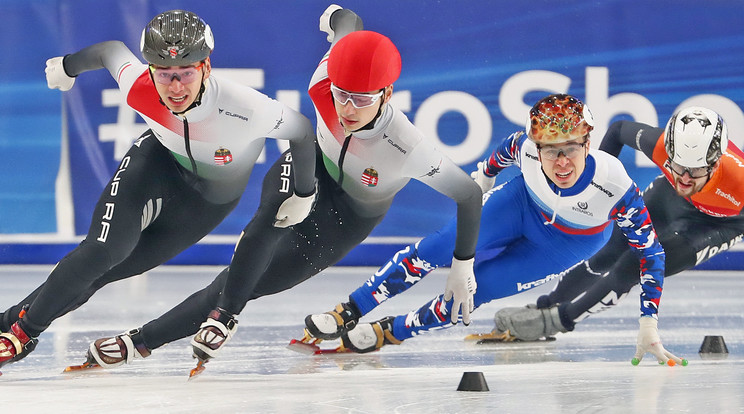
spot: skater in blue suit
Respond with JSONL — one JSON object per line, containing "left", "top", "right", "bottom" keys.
{"left": 302, "top": 94, "right": 682, "bottom": 365}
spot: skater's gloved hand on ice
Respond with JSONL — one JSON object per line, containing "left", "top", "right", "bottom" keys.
{"left": 274, "top": 188, "right": 316, "bottom": 228}
{"left": 470, "top": 161, "right": 496, "bottom": 193}
{"left": 45, "top": 56, "right": 76, "bottom": 91}
{"left": 632, "top": 316, "right": 687, "bottom": 366}
{"left": 444, "top": 257, "right": 476, "bottom": 325}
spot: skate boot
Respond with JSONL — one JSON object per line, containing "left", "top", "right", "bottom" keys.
{"left": 0, "top": 321, "right": 37, "bottom": 368}
{"left": 88, "top": 328, "right": 152, "bottom": 368}
{"left": 492, "top": 304, "right": 572, "bottom": 341}
{"left": 305, "top": 301, "right": 361, "bottom": 340}
{"left": 191, "top": 308, "right": 238, "bottom": 363}
{"left": 341, "top": 316, "right": 402, "bottom": 353}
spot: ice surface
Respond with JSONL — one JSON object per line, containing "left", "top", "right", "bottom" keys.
{"left": 0, "top": 266, "right": 742, "bottom": 413}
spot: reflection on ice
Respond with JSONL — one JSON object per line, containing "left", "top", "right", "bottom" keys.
{"left": 1, "top": 266, "right": 742, "bottom": 413}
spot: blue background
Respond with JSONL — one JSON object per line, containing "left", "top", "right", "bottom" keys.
{"left": 0, "top": 0, "right": 742, "bottom": 268}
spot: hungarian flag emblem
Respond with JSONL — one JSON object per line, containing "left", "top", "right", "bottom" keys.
{"left": 361, "top": 167, "right": 378, "bottom": 187}
{"left": 214, "top": 147, "right": 233, "bottom": 165}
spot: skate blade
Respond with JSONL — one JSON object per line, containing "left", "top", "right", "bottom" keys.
{"left": 464, "top": 331, "right": 515, "bottom": 342}
{"left": 465, "top": 331, "right": 557, "bottom": 344}
{"left": 188, "top": 360, "right": 207, "bottom": 380}
{"left": 62, "top": 361, "right": 102, "bottom": 374}
{"left": 287, "top": 338, "right": 351, "bottom": 355}
{"left": 287, "top": 338, "right": 322, "bottom": 355}
{"left": 314, "top": 345, "right": 352, "bottom": 355}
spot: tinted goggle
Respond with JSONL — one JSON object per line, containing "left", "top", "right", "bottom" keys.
{"left": 149, "top": 62, "right": 205, "bottom": 85}
{"left": 537, "top": 141, "right": 587, "bottom": 161}
{"left": 330, "top": 84, "right": 384, "bottom": 108}
{"left": 667, "top": 159, "right": 712, "bottom": 179}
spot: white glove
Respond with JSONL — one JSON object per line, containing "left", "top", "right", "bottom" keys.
{"left": 45, "top": 56, "right": 76, "bottom": 91}
{"left": 470, "top": 161, "right": 496, "bottom": 193}
{"left": 443, "top": 257, "right": 476, "bottom": 325}
{"left": 632, "top": 316, "right": 687, "bottom": 366}
{"left": 319, "top": 4, "right": 343, "bottom": 42}
{"left": 274, "top": 190, "right": 316, "bottom": 228}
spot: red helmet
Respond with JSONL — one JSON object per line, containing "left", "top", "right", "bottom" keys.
{"left": 526, "top": 94, "right": 594, "bottom": 145}
{"left": 328, "top": 31, "right": 401, "bottom": 92}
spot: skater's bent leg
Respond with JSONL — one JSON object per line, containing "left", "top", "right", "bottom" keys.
{"left": 541, "top": 225, "right": 629, "bottom": 307}
{"left": 561, "top": 251, "right": 641, "bottom": 324}
{"left": 389, "top": 294, "right": 464, "bottom": 341}
{"left": 21, "top": 242, "right": 115, "bottom": 336}
{"left": 350, "top": 242, "right": 444, "bottom": 315}
{"left": 140, "top": 268, "right": 229, "bottom": 350}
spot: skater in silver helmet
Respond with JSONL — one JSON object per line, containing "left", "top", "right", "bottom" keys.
{"left": 0, "top": 9, "right": 318, "bottom": 369}
{"left": 58, "top": 5, "right": 482, "bottom": 376}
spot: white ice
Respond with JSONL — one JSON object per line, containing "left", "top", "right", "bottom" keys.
{"left": 0, "top": 266, "right": 742, "bottom": 413}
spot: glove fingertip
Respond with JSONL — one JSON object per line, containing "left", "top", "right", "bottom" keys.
{"left": 666, "top": 359, "right": 676, "bottom": 367}
{"left": 630, "top": 357, "right": 640, "bottom": 366}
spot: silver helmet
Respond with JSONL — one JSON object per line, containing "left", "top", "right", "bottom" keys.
{"left": 664, "top": 106, "right": 728, "bottom": 168}
{"left": 140, "top": 10, "right": 214, "bottom": 66}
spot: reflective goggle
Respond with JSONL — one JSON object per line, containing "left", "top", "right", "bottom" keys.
{"left": 537, "top": 142, "right": 587, "bottom": 161}
{"left": 330, "top": 84, "right": 384, "bottom": 108}
{"left": 667, "top": 159, "right": 712, "bottom": 179}
{"left": 149, "top": 62, "right": 205, "bottom": 85}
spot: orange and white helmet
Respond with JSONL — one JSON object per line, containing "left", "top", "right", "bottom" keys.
{"left": 526, "top": 94, "right": 594, "bottom": 145}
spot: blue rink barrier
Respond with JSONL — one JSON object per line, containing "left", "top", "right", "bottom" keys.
{"left": 2, "top": 1, "right": 744, "bottom": 269}
{"left": 0, "top": 243, "right": 740, "bottom": 271}
{"left": 0, "top": 242, "right": 405, "bottom": 267}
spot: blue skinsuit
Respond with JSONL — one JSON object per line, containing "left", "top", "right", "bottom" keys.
{"left": 349, "top": 132, "right": 665, "bottom": 340}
